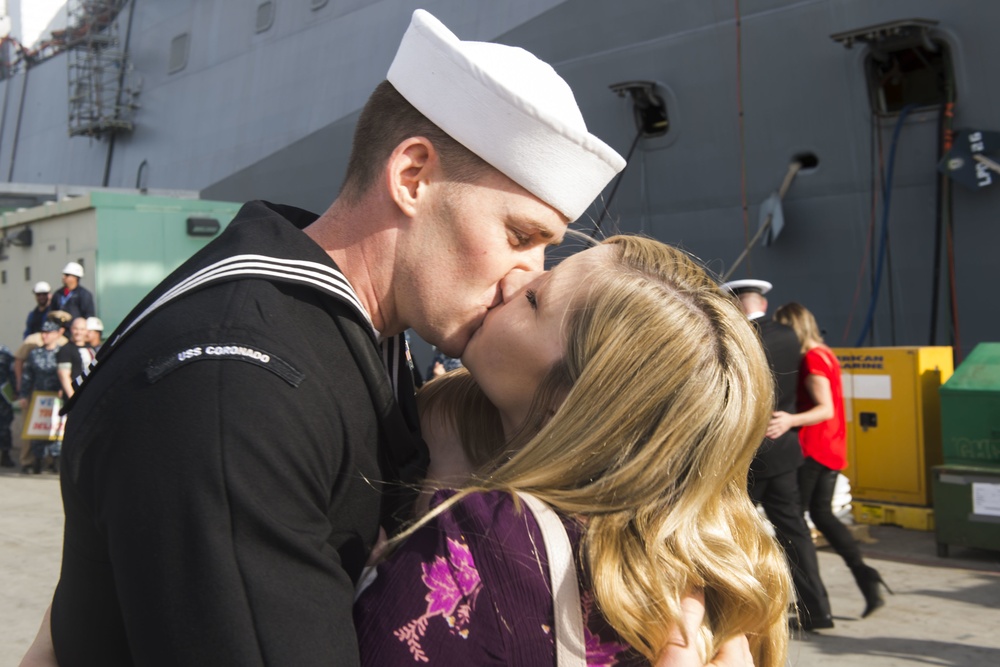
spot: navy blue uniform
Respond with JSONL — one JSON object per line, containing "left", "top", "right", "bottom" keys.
{"left": 748, "top": 316, "right": 832, "bottom": 628}
{"left": 24, "top": 306, "right": 51, "bottom": 338}
{"left": 52, "top": 201, "right": 427, "bottom": 666}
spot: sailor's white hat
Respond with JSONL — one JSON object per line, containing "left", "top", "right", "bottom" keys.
{"left": 720, "top": 278, "right": 773, "bottom": 296}
{"left": 387, "top": 9, "right": 626, "bottom": 221}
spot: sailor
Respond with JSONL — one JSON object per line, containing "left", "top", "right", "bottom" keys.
{"left": 41, "top": 9, "right": 624, "bottom": 667}
{"left": 721, "top": 278, "right": 834, "bottom": 631}
{"left": 50, "top": 261, "right": 96, "bottom": 320}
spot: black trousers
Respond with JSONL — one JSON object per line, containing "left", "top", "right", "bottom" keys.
{"left": 750, "top": 468, "right": 832, "bottom": 623}
{"left": 798, "top": 457, "right": 865, "bottom": 572}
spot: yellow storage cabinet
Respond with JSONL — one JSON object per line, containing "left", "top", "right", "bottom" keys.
{"left": 831, "top": 347, "right": 954, "bottom": 506}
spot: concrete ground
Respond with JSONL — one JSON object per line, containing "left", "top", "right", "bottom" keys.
{"left": 2, "top": 458, "right": 999, "bottom": 666}
{"left": 2, "top": 471, "right": 62, "bottom": 666}
{"left": 790, "top": 526, "right": 1000, "bottom": 666}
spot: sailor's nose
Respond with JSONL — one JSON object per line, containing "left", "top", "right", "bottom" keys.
{"left": 499, "top": 269, "right": 543, "bottom": 304}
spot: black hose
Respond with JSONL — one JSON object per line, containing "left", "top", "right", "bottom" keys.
{"left": 854, "top": 104, "right": 917, "bottom": 346}
{"left": 868, "top": 111, "right": 879, "bottom": 345}
{"left": 7, "top": 64, "right": 29, "bottom": 181}
{"left": 589, "top": 128, "right": 643, "bottom": 238}
{"left": 929, "top": 101, "right": 947, "bottom": 344}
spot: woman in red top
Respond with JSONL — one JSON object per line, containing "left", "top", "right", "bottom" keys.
{"left": 768, "top": 302, "right": 891, "bottom": 619}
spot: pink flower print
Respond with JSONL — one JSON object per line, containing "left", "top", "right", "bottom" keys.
{"left": 396, "top": 536, "right": 484, "bottom": 661}
{"left": 447, "top": 537, "right": 481, "bottom": 595}
{"left": 451, "top": 601, "right": 473, "bottom": 638}
{"left": 580, "top": 590, "right": 628, "bottom": 666}
{"left": 421, "top": 555, "right": 463, "bottom": 617}
{"left": 585, "top": 626, "right": 625, "bottom": 667}
{"left": 394, "top": 618, "right": 430, "bottom": 663}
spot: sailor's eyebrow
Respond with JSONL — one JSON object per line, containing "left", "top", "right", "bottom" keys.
{"left": 509, "top": 216, "right": 564, "bottom": 246}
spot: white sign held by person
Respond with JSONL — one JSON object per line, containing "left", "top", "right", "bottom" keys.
{"left": 21, "top": 391, "right": 66, "bottom": 441}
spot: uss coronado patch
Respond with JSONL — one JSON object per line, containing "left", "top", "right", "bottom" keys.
{"left": 147, "top": 343, "right": 305, "bottom": 387}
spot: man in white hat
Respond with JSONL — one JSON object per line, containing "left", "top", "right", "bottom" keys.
{"left": 721, "top": 278, "right": 834, "bottom": 632}
{"left": 41, "top": 10, "right": 628, "bottom": 666}
{"left": 85, "top": 316, "right": 104, "bottom": 352}
{"left": 51, "top": 261, "right": 96, "bottom": 320}
{"left": 23, "top": 281, "right": 53, "bottom": 339}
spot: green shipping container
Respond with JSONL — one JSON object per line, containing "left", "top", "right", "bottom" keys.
{"left": 0, "top": 191, "right": 241, "bottom": 349}
{"left": 939, "top": 343, "right": 1000, "bottom": 468}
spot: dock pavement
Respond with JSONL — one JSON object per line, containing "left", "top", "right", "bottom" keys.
{"left": 2, "top": 457, "right": 998, "bottom": 666}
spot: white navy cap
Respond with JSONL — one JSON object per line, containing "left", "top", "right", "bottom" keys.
{"left": 720, "top": 278, "right": 773, "bottom": 296}
{"left": 387, "top": 9, "right": 626, "bottom": 221}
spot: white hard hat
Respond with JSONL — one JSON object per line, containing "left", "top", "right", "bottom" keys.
{"left": 86, "top": 316, "right": 104, "bottom": 332}
{"left": 33, "top": 281, "right": 52, "bottom": 293}
{"left": 62, "top": 261, "right": 85, "bottom": 278}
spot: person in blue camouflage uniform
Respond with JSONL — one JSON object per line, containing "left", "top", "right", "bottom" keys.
{"left": 426, "top": 347, "right": 462, "bottom": 379}
{"left": 0, "top": 344, "right": 14, "bottom": 467}
{"left": 18, "top": 320, "right": 65, "bottom": 473}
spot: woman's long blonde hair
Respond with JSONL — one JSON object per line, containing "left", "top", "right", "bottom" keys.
{"left": 415, "top": 235, "right": 790, "bottom": 666}
{"left": 773, "top": 301, "right": 825, "bottom": 353}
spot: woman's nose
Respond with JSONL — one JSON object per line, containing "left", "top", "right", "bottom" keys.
{"left": 499, "top": 269, "right": 543, "bottom": 304}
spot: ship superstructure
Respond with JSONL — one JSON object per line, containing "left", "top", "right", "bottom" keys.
{"left": 0, "top": 0, "right": 996, "bottom": 357}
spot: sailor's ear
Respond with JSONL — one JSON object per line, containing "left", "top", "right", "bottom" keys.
{"left": 386, "top": 137, "right": 439, "bottom": 218}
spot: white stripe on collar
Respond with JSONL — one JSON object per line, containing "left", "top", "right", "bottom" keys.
{"left": 116, "top": 255, "right": 374, "bottom": 346}
{"left": 76, "top": 254, "right": 386, "bottom": 398}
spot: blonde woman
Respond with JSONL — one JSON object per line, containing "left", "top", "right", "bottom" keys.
{"left": 770, "top": 302, "right": 890, "bottom": 618}
{"left": 355, "top": 236, "right": 791, "bottom": 667}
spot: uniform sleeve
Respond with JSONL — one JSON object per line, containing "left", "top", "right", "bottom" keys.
{"left": 54, "top": 341, "right": 374, "bottom": 666}
{"left": 354, "top": 491, "right": 558, "bottom": 666}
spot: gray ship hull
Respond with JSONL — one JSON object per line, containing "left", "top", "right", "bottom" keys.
{"left": 1, "top": 0, "right": 996, "bottom": 358}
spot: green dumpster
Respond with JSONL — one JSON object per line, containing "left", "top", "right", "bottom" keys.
{"left": 933, "top": 343, "right": 1000, "bottom": 556}
{"left": 940, "top": 342, "right": 1000, "bottom": 467}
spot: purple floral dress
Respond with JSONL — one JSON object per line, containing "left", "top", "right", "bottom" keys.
{"left": 354, "top": 490, "right": 646, "bottom": 666}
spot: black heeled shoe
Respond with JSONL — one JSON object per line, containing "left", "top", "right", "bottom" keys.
{"left": 789, "top": 613, "right": 835, "bottom": 632}
{"left": 856, "top": 565, "right": 893, "bottom": 618}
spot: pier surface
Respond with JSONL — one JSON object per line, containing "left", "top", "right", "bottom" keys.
{"left": 2, "top": 468, "right": 998, "bottom": 665}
